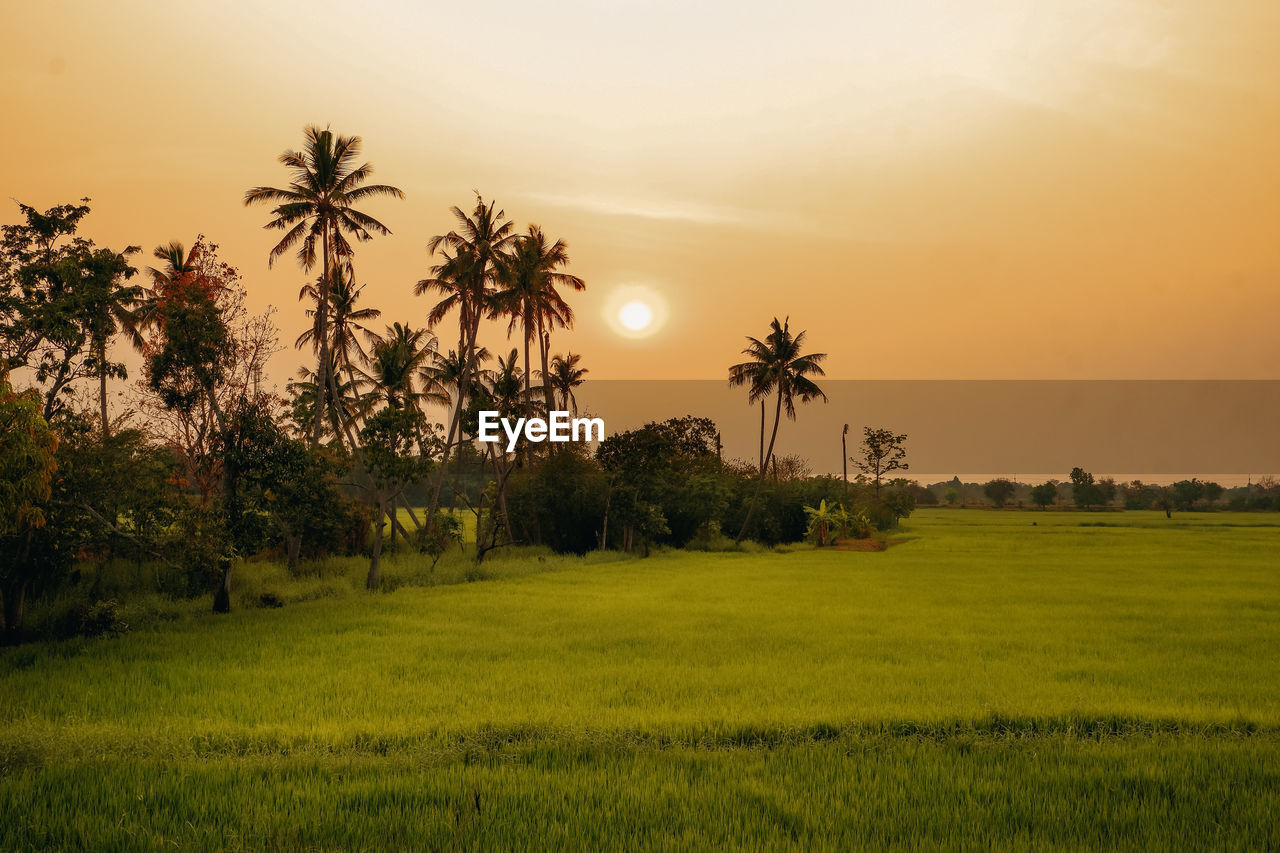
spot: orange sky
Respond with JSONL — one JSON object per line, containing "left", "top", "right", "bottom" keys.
{"left": 3, "top": 0, "right": 1279, "bottom": 382}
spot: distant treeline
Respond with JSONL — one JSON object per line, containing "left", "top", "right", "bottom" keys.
{"left": 929, "top": 471, "right": 1280, "bottom": 513}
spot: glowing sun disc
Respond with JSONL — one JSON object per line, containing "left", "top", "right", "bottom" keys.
{"left": 618, "top": 300, "right": 653, "bottom": 332}
{"left": 604, "top": 285, "right": 668, "bottom": 340}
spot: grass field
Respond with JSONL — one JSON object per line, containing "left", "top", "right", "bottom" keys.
{"left": 2, "top": 510, "right": 1278, "bottom": 850}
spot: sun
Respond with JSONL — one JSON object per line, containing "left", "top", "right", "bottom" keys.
{"left": 604, "top": 286, "right": 668, "bottom": 340}
{"left": 618, "top": 300, "right": 653, "bottom": 332}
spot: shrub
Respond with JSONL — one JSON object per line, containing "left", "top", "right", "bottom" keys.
{"left": 416, "top": 512, "right": 463, "bottom": 569}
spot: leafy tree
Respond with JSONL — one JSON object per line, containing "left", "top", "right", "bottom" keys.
{"left": 1121, "top": 480, "right": 1156, "bottom": 511}
{"left": 0, "top": 200, "right": 141, "bottom": 424}
{"left": 414, "top": 511, "right": 462, "bottom": 570}
{"left": 1029, "top": 480, "right": 1058, "bottom": 510}
{"left": 597, "top": 417, "right": 727, "bottom": 552}
{"left": 45, "top": 415, "right": 179, "bottom": 593}
{"left": 136, "top": 238, "right": 278, "bottom": 505}
{"left": 145, "top": 255, "right": 234, "bottom": 426}
{"left": 728, "top": 317, "right": 827, "bottom": 540}
{"left": 1, "top": 200, "right": 92, "bottom": 371}
{"left": 506, "top": 445, "right": 609, "bottom": 554}
{"left": 360, "top": 406, "right": 432, "bottom": 590}
{"left": 1171, "top": 479, "right": 1206, "bottom": 511}
{"left": 137, "top": 240, "right": 278, "bottom": 610}
{"left": 0, "top": 378, "right": 59, "bottom": 643}
{"left": 220, "top": 401, "right": 364, "bottom": 576}
{"left": 944, "top": 487, "right": 960, "bottom": 506}
{"left": 873, "top": 482, "right": 917, "bottom": 529}
{"left": 244, "top": 125, "right": 403, "bottom": 445}
{"left": 1070, "top": 467, "right": 1104, "bottom": 510}
{"left": 1097, "top": 477, "right": 1117, "bottom": 507}
{"left": 854, "top": 427, "right": 909, "bottom": 499}
{"left": 983, "top": 478, "right": 1016, "bottom": 508}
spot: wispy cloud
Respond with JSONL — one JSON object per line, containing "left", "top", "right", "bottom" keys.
{"left": 521, "top": 190, "right": 767, "bottom": 228}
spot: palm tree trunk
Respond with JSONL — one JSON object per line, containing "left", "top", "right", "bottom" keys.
{"left": 484, "top": 442, "right": 515, "bottom": 544}
{"left": 311, "top": 224, "right": 332, "bottom": 447}
{"left": 737, "top": 392, "right": 784, "bottom": 541}
{"left": 426, "top": 308, "right": 478, "bottom": 528}
{"left": 600, "top": 488, "right": 611, "bottom": 550}
{"left": 538, "top": 320, "right": 554, "bottom": 413}
{"left": 759, "top": 399, "right": 766, "bottom": 474}
{"left": 326, "top": 362, "right": 360, "bottom": 452}
{"left": 523, "top": 321, "right": 535, "bottom": 464}
{"left": 523, "top": 322, "right": 534, "bottom": 413}
{"left": 842, "top": 428, "right": 848, "bottom": 485}
{"left": 98, "top": 336, "right": 109, "bottom": 438}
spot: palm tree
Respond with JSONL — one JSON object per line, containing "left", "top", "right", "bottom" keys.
{"left": 244, "top": 125, "right": 403, "bottom": 446}
{"left": 297, "top": 270, "right": 381, "bottom": 438}
{"left": 475, "top": 348, "right": 526, "bottom": 543}
{"left": 492, "top": 225, "right": 584, "bottom": 414}
{"left": 286, "top": 353, "right": 364, "bottom": 444}
{"left": 421, "top": 346, "right": 492, "bottom": 414}
{"left": 486, "top": 348, "right": 531, "bottom": 417}
{"left": 416, "top": 195, "right": 516, "bottom": 522}
{"left": 728, "top": 317, "right": 827, "bottom": 540}
{"left": 297, "top": 271, "right": 381, "bottom": 369}
{"left": 358, "top": 322, "right": 438, "bottom": 412}
{"left": 146, "top": 240, "right": 197, "bottom": 291}
{"left": 548, "top": 352, "right": 588, "bottom": 414}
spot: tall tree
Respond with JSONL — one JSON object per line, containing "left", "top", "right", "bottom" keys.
{"left": 297, "top": 270, "right": 381, "bottom": 412}
{"left": 244, "top": 126, "right": 402, "bottom": 445}
{"left": 727, "top": 317, "right": 827, "bottom": 540}
{"left": 416, "top": 195, "right": 516, "bottom": 525}
{"left": 493, "top": 225, "right": 584, "bottom": 414}
{"left": 855, "top": 427, "right": 909, "bottom": 499}
{"left": 137, "top": 238, "right": 279, "bottom": 505}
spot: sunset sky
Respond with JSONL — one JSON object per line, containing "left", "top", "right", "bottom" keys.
{"left": 4, "top": 0, "right": 1279, "bottom": 381}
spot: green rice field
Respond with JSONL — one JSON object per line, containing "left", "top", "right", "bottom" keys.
{"left": 2, "top": 510, "right": 1278, "bottom": 850}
